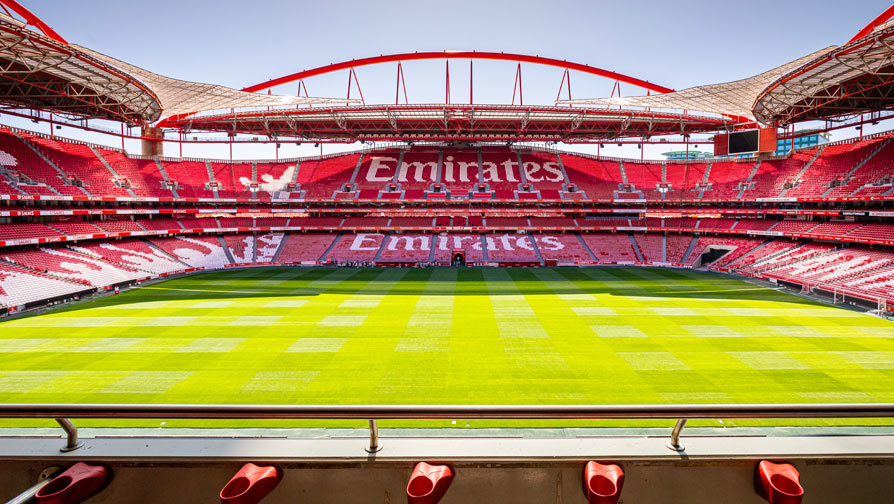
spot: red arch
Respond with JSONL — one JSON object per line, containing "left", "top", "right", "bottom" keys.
{"left": 849, "top": 4, "right": 894, "bottom": 43}
{"left": 0, "top": 0, "right": 67, "bottom": 44}
{"left": 242, "top": 51, "right": 674, "bottom": 95}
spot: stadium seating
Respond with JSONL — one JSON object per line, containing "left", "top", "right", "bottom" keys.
{"left": 256, "top": 233, "right": 283, "bottom": 262}
{"left": 324, "top": 233, "right": 385, "bottom": 262}
{"left": 666, "top": 235, "right": 695, "bottom": 265}
{"left": 3, "top": 247, "right": 142, "bottom": 287}
{"left": 225, "top": 234, "right": 255, "bottom": 263}
{"left": 0, "top": 223, "right": 63, "bottom": 241}
{"left": 432, "top": 234, "right": 486, "bottom": 263}
{"left": 95, "top": 219, "right": 145, "bottom": 233}
{"left": 633, "top": 233, "right": 663, "bottom": 263}
{"left": 47, "top": 221, "right": 104, "bottom": 235}
{"left": 0, "top": 261, "right": 88, "bottom": 307}
{"left": 483, "top": 233, "right": 540, "bottom": 263}
{"left": 71, "top": 239, "right": 186, "bottom": 275}
{"left": 378, "top": 234, "right": 434, "bottom": 263}
{"left": 725, "top": 239, "right": 802, "bottom": 271}
{"left": 581, "top": 234, "right": 638, "bottom": 263}
{"left": 277, "top": 233, "right": 338, "bottom": 263}
{"left": 532, "top": 234, "right": 592, "bottom": 264}
{"left": 150, "top": 236, "right": 230, "bottom": 269}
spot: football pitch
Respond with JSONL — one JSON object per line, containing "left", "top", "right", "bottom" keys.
{"left": 1, "top": 266, "right": 892, "bottom": 428}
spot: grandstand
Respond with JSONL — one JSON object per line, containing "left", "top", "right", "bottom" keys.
{"left": 0, "top": 1, "right": 893, "bottom": 503}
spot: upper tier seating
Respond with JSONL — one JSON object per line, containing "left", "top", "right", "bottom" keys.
{"left": 487, "top": 217, "right": 529, "bottom": 228}
{"left": 161, "top": 160, "right": 214, "bottom": 198}
{"left": 665, "top": 163, "right": 707, "bottom": 200}
{"left": 47, "top": 221, "right": 104, "bottom": 235}
{"left": 734, "top": 218, "right": 779, "bottom": 231}
{"left": 529, "top": 216, "right": 576, "bottom": 227}
{"left": 397, "top": 148, "right": 440, "bottom": 193}
{"left": 785, "top": 137, "right": 883, "bottom": 198}
{"left": 440, "top": 149, "right": 480, "bottom": 194}
{"left": 95, "top": 148, "right": 173, "bottom": 197}
{"left": 353, "top": 150, "right": 402, "bottom": 195}
{"left": 519, "top": 151, "right": 566, "bottom": 193}
{"left": 847, "top": 223, "right": 891, "bottom": 240}
{"left": 254, "top": 163, "right": 296, "bottom": 199}
{"left": 20, "top": 132, "right": 130, "bottom": 197}
{"left": 289, "top": 216, "right": 344, "bottom": 228}
{"left": 623, "top": 162, "right": 662, "bottom": 199}
{"left": 390, "top": 217, "right": 435, "bottom": 228}
{"left": 771, "top": 220, "right": 817, "bottom": 234}
{"left": 255, "top": 217, "right": 290, "bottom": 228}
{"left": 342, "top": 216, "right": 389, "bottom": 228}
{"left": 697, "top": 218, "right": 737, "bottom": 230}
{"left": 277, "top": 233, "right": 338, "bottom": 263}
{"left": 560, "top": 155, "right": 622, "bottom": 199}
{"left": 179, "top": 217, "right": 220, "bottom": 229}
{"left": 0, "top": 223, "right": 63, "bottom": 241}
{"left": 297, "top": 154, "right": 361, "bottom": 200}
{"left": 137, "top": 218, "right": 183, "bottom": 231}
{"left": 747, "top": 153, "right": 813, "bottom": 198}
{"left": 806, "top": 221, "right": 863, "bottom": 237}
{"left": 95, "top": 219, "right": 145, "bottom": 233}
{"left": 700, "top": 160, "right": 754, "bottom": 200}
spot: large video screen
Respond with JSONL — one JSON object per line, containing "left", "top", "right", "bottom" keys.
{"left": 727, "top": 129, "right": 760, "bottom": 154}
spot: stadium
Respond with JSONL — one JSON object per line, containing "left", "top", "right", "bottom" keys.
{"left": 0, "top": 0, "right": 893, "bottom": 502}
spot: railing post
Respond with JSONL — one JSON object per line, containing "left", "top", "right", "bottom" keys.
{"left": 667, "top": 418, "right": 687, "bottom": 452}
{"left": 366, "top": 419, "right": 381, "bottom": 453}
{"left": 55, "top": 418, "right": 84, "bottom": 452}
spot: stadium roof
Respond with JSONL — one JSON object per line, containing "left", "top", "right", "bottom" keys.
{"left": 0, "top": 13, "right": 161, "bottom": 124}
{"left": 0, "top": 2, "right": 349, "bottom": 125}
{"left": 556, "top": 47, "right": 833, "bottom": 123}
{"left": 74, "top": 46, "right": 355, "bottom": 120}
{"left": 753, "top": 22, "right": 894, "bottom": 124}
{"left": 158, "top": 103, "right": 734, "bottom": 143}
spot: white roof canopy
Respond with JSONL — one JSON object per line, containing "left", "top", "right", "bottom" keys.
{"left": 558, "top": 48, "right": 834, "bottom": 123}
{"left": 74, "top": 45, "right": 356, "bottom": 119}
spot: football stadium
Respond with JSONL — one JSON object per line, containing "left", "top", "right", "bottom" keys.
{"left": 0, "top": 1, "right": 893, "bottom": 502}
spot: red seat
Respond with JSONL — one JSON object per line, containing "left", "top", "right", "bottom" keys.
{"left": 582, "top": 461, "right": 624, "bottom": 504}
{"left": 406, "top": 462, "right": 454, "bottom": 504}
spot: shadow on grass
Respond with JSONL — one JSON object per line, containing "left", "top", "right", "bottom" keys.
{"left": 36, "top": 265, "right": 825, "bottom": 317}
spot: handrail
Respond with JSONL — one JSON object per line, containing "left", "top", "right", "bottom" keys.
{"left": 2, "top": 403, "right": 893, "bottom": 454}
{"left": 1, "top": 403, "right": 893, "bottom": 419}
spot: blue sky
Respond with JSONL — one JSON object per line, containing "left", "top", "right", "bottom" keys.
{"left": 6, "top": 0, "right": 894, "bottom": 159}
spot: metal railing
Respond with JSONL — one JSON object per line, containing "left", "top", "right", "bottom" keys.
{"left": 1, "top": 403, "right": 892, "bottom": 454}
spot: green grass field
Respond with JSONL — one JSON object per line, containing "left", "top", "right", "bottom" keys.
{"left": 1, "top": 266, "right": 892, "bottom": 428}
